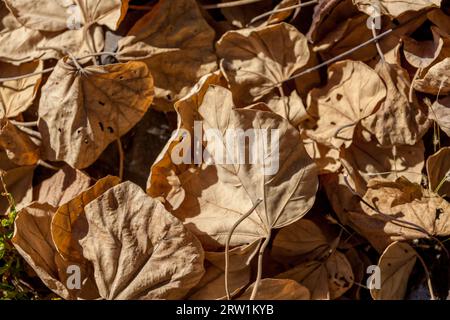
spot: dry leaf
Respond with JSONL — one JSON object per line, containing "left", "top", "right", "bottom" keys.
{"left": 414, "top": 57, "right": 450, "bottom": 95}
{"left": 276, "top": 251, "right": 354, "bottom": 299}
{"left": 303, "top": 138, "right": 341, "bottom": 174}
{"left": 51, "top": 175, "right": 121, "bottom": 262}
{"left": 362, "top": 62, "right": 430, "bottom": 146}
{"left": 33, "top": 165, "right": 92, "bottom": 207}
{"left": 79, "top": 181, "right": 205, "bottom": 299}
{"left": 349, "top": 177, "right": 450, "bottom": 251}
{"left": 427, "top": 95, "right": 450, "bottom": 137}
{"left": 403, "top": 27, "right": 443, "bottom": 69}
{"left": 238, "top": 278, "right": 310, "bottom": 300}
{"left": 426, "top": 147, "right": 450, "bottom": 197}
{"left": 4, "top": 0, "right": 127, "bottom": 31}
{"left": 12, "top": 202, "right": 99, "bottom": 300}
{"left": 306, "top": 60, "right": 386, "bottom": 148}
{"left": 38, "top": 59, "right": 154, "bottom": 169}
{"left": 0, "top": 60, "right": 43, "bottom": 118}
{"left": 217, "top": 22, "right": 310, "bottom": 105}
{"left": 117, "top": 0, "right": 217, "bottom": 111}
{"left": 0, "top": 161, "right": 34, "bottom": 214}
{"left": 149, "top": 86, "right": 318, "bottom": 250}
{"left": 353, "top": 0, "right": 441, "bottom": 18}
{"left": 220, "top": 0, "right": 273, "bottom": 28}
{"left": 0, "top": 119, "right": 39, "bottom": 166}
{"left": 370, "top": 241, "right": 418, "bottom": 300}
{"left": 265, "top": 90, "right": 308, "bottom": 127}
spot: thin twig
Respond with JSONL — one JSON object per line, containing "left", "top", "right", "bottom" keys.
{"left": 250, "top": 234, "right": 271, "bottom": 300}
{"left": 9, "top": 120, "right": 38, "bottom": 128}
{"left": 37, "top": 160, "right": 59, "bottom": 171}
{"left": 117, "top": 139, "right": 124, "bottom": 181}
{"left": 225, "top": 199, "right": 262, "bottom": 300}
{"left": 247, "top": 0, "right": 318, "bottom": 26}
{"left": 0, "top": 67, "right": 55, "bottom": 83}
{"left": 371, "top": 23, "right": 385, "bottom": 62}
{"left": 203, "top": 0, "right": 264, "bottom": 10}
{"left": 415, "top": 252, "right": 436, "bottom": 300}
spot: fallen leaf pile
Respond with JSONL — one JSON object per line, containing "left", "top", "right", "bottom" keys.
{"left": 1, "top": 0, "right": 450, "bottom": 300}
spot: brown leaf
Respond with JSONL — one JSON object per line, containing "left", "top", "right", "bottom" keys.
{"left": 353, "top": 0, "right": 441, "bottom": 18}
{"left": 414, "top": 57, "right": 450, "bottom": 95}
{"left": 276, "top": 251, "right": 354, "bottom": 299}
{"left": 149, "top": 86, "right": 318, "bottom": 250}
{"left": 306, "top": 60, "right": 386, "bottom": 148}
{"left": 78, "top": 181, "right": 205, "bottom": 299}
{"left": 349, "top": 178, "right": 450, "bottom": 251}
{"left": 303, "top": 138, "right": 341, "bottom": 174}
{"left": 0, "top": 60, "right": 43, "bottom": 118}
{"left": 427, "top": 95, "right": 450, "bottom": 137}
{"left": 0, "top": 119, "right": 39, "bottom": 166}
{"left": 371, "top": 241, "right": 418, "bottom": 300}
{"left": 362, "top": 62, "right": 430, "bottom": 146}
{"left": 38, "top": 59, "right": 154, "bottom": 169}
{"left": 33, "top": 165, "right": 92, "bottom": 207}
{"left": 426, "top": 147, "right": 450, "bottom": 197}
{"left": 238, "top": 278, "right": 311, "bottom": 300}
{"left": 220, "top": 0, "right": 273, "bottom": 28}
{"left": 0, "top": 161, "right": 34, "bottom": 214}
{"left": 403, "top": 27, "right": 444, "bottom": 69}
{"left": 12, "top": 202, "right": 99, "bottom": 300}
{"left": 4, "top": 0, "right": 128, "bottom": 31}
{"left": 51, "top": 175, "right": 121, "bottom": 262}
{"left": 217, "top": 22, "right": 310, "bottom": 105}
{"left": 117, "top": 0, "right": 217, "bottom": 111}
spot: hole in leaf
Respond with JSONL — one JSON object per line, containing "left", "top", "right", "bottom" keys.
{"left": 99, "top": 101, "right": 105, "bottom": 106}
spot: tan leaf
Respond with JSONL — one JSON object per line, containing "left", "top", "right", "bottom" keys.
{"left": 271, "top": 219, "right": 329, "bottom": 262}
{"left": 238, "top": 278, "right": 310, "bottom": 300}
{"left": 205, "top": 240, "right": 261, "bottom": 272}
{"left": 51, "top": 175, "right": 121, "bottom": 262}
{"left": 0, "top": 119, "right": 39, "bottom": 166}
{"left": 0, "top": 1, "right": 105, "bottom": 64}
{"left": 340, "top": 133, "right": 425, "bottom": 194}
{"left": 4, "top": 0, "right": 128, "bottom": 31}
{"left": 414, "top": 57, "right": 450, "bottom": 95}
{"left": 117, "top": 0, "right": 217, "bottom": 111}
{"left": 427, "top": 95, "right": 450, "bottom": 137}
{"left": 306, "top": 60, "right": 386, "bottom": 148}
{"left": 403, "top": 27, "right": 443, "bottom": 69}
{"left": 264, "top": 90, "right": 308, "bottom": 127}
{"left": 0, "top": 60, "right": 43, "bottom": 118}
{"left": 188, "top": 264, "right": 250, "bottom": 300}
{"left": 149, "top": 86, "right": 318, "bottom": 250}
{"left": 33, "top": 165, "right": 92, "bottom": 207}
{"left": 362, "top": 62, "right": 430, "bottom": 146}
{"left": 0, "top": 162, "right": 34, "bottom": 214}
{"left": 371, "top": 241, "right": 418, "bottom": 300}
{"left": 426, "top": 147, "right": 450, "bottom": 197}
{"left": 38, "top": 59, "right": 154, "bottom": 169}
{"left": 12, "top": 202, "right": 99, "bottom": 300}
{"left": 353, "top": 0, "right": 441, "bottom": 18}
{"left": 217, "top": 22, "right": 310, "bottom": 105}
{"left": 276, "top": 251, "right": 354, "bottom": 299}
{"left": 220, "top": 0, "right": 273, "bottom": 28}
{"left": 349, "top": 178, "right": 450, "bottom": 252}
{"left": 79, "top": 181, "right": 205, "bottom": 299}
{"left": 303, "top": 138, "right": 341, "bottom": 174}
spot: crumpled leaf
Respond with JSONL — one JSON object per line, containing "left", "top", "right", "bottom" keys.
{"left": 38, "top": 59, "right": 154, "bottom": 169}
{"left": 148, "top": 86, "right": 318, "bottom": 250}
{"left": 362, "top": 62, "right": 430, "bottom": 146}
{"left": 51, "top": 175, "right": 121, "bottom": 262}
{"left": 427, "top": 95, "right": 450, "bottom": 137}
{"left": 117, "top": 0, "right": 217, "bottom": 111}
{"left": 426, "top": 147, "right": 450, "bottom": 197}
{"left": 0, "top": 119, "right": 40, "bottom": 166}
{"left": 353, "top": 0, "right": 441, "bottom": 18}
{"left": 349, "top": 177, "right": 450, "bottom": 252}
{"left": 217, "top": 22, "right": 310, "bottom": 105}
{"left": 0, "top": 0, "right": 105, "bottom": 64}
{"left": 276, "top": 250, "right": 354, "bottom": 300}
{"left": 4, "top": 0, "right": 128, "bottom": 31}
{"left": 79, "top": 181, "right": 205, "bottom": 299}
{"left": 33, "top": 165, "right": 92, "bottom": 207}
{"left": 306, "top": 60, "right": 386, "bottom": 148}
{"left": 370, "top": 241, "right": 418, "bottom": 300}
{"left": 414, "top": 57, "right": 450, "bottom": 95}
{"left": 12, "top": 202, "right": 99, "bottom": 300}
{"left": 303, "top": 138, "right": 341, "bottom": 174}
{"left": 403, "top": 27, "right": 443, "bottom": 69}
{"left": 238, "top": 278, "right": 310, "bottom": 300}
{"left": 0, "top": 60, "right": 43, "bottom": 118}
